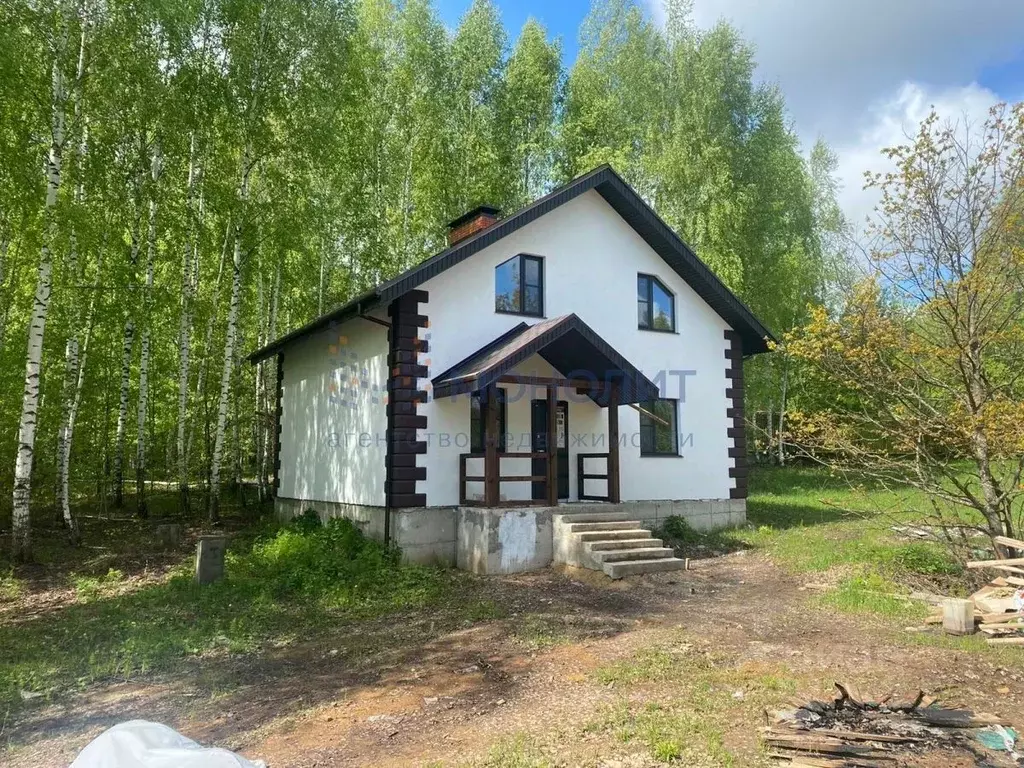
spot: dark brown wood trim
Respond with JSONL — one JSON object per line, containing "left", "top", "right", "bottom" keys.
{"left": 546, "top": 385, "right": 558, "bottom": 506}
{"left": 485, "top": 384, "right": 500, "bottom": 506}
{"left": 607, "top": 385, "right": 621, "bottom": 503}
{"left": 272, "top": 351, "right": 285, "bottom": 494}
{"left": 725, "top": 330, "right": 747, "bottom": 500}
{"left": 385, "top": 291, "right": 429, "bottom": 512}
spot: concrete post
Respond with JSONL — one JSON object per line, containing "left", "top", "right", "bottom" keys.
{"left": 195, "top": 535, "right": 227, "bottom": 585}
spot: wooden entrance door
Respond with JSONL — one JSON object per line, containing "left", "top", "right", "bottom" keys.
{"left": 531, "top": 399, "right": 568, "bottom": 500}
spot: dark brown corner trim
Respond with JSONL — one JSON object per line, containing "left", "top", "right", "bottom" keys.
{"left": 724, "top": 330, "right": 747, "bottom": 500}
{"left": 385, "top": 290, "right": 429, "bottom": 511}
{"left": 273, "top": 351, "right": 285, "bottom": 496}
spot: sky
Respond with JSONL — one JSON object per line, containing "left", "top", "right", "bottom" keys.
{"left": 437, "top": 0, "right": 1024, "bottom": 235}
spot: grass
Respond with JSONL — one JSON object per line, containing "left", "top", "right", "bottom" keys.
{"left": 0, "top": 512, "right": 466, "bottom": 709}
{"left": 588, "top": 637, "right": 797, "bottom": 766}
{"left": 655, "top": 466, "right": 973, "bottom": 620}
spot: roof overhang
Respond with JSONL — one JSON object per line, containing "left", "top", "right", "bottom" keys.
{"left": 431, "top": 314, "right": 661, "bottom": 405}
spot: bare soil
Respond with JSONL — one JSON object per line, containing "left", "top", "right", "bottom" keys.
{"left": 5, "top": 551, "right": 1024, "bottom": 767}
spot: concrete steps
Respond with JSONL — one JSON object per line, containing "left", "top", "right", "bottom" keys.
{"left": 552, "top": 509, "right": 686, "bottom": 579}
{"left": 604, "top": 557, "right": 689, "bottom": 578}
{"left": 590, "top": 547, "right": 676, "bottom": 564}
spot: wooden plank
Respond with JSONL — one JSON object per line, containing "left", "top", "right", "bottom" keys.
{"left": 967, "top": 557, "right": 1024, "bottom": 569}
{"left": 498, "top": 374, "right": 602, "bottom": 390}
{"left": 987, "top": 636, "right": 1024, "bottom": 646}
{"left": 390, "top": 493, "right": 426, "bottom": 508}
{"left": 994, "top": 535, "right": 1024, "bottom": 552}
{"left": 546, "top": 384, "right": 558, "bottom": 506}
{"left": 607, "top": 385, "right": 620, "bottom": 504}
{"left": 499, "top": 475, "right": 547, "bottom": 483}
{"left": 388, "top": 466, "right": 426, "bottom": 482}
{"left": 485, "top": 385, "right": 499, "bottom": 507}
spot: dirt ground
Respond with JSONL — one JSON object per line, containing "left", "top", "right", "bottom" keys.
{"left": 6, "top": 551, "right": 1024, "bottom": 767}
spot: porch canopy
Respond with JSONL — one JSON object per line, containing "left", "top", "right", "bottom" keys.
{"left": 430, "top": 313, "right": 659, "bottom": 404}
{"left": 431, "top": 314, "right": 659, "bottom": 507}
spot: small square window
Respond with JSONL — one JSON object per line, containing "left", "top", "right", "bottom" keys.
{"left": 637, "top": 274, "right": 675, "bottom": 332}
{"left": 639, "top": 399, "right": 678, "bottom": 456}
{"left": 496, "top": 255, "right": 544, "bottom": 317}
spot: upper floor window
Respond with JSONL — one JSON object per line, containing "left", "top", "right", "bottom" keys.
{"left": 496, "top": 254, "right": 543, "bottom": 317}
{"left": 637, "top": 274, "right": 675, "bottom": 331}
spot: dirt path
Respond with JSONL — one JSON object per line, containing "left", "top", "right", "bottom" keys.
{"left": 7, "top": 552, "right": 1024, "bottom": 767}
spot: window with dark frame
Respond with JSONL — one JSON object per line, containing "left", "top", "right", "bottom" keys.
{"left": 495, "top": 254, "right": 543, "bottom": 316}
{"left": 639, "top": 399, "right": 678, "bottom": 456}
{"left": 470, "top": 392, "right": 507, "bottom": 453}
{"left": 637, "top": 274, "right": 675, "bottom": 331}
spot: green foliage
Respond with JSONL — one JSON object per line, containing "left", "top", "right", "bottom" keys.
{"left": 0, "top": 518, "right": 454, "bottom": 709}
{"left": 659, "top": 516, "right": 701, "bottom": 545}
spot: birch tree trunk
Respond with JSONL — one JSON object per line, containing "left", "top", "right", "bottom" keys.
{"left": 12, "top": 19, "right": 69, "bottom": 560}
{"left": 113, "top": 214, "right": 141, "bottom": 508}
{"left": 176, "top": 137, "right": 200, "bottom": 514}
{"left": 0, "top": 237, "right": 9, "bottom": 351}
{"left": 135, "top": 142, "right": 161, "bottom": 518}
{"left": 777, "top": 357, "right": 788, "bottom": 467}
{"left": 57, "top": 250, "right": 100, "bottom": 541}
{"left": 209, "top": 152, "right": 250, "bottom": 523}
{"left": 258, "top": 261, "right": 279, "bottom": 501}
{"left": 55, "top": 13, "right": 89, "bottom": 538}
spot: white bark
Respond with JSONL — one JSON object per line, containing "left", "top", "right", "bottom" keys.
{"left": 0, "top": 237, "right": 9, "bottom": 350}
{"left": 209, "top": 152, "right": 250, "bottom": 521}
{"left": 176, "top": 135, "right": 199, "bottom": 511}
{"left": 187, "top": 219, "right": 229, "bottom": 474}
{"left": 12, "top": 19, "right": 69, "bottom": 560}
{"left": 56, "top": 12, "right": 89, "bottom": 538}
{"left": 258, "top": 261, "right": 280, "bottom": 500}
{"left": 113, "top": 219, "right": 141, "bottom": 508}
{"left": 136, "top": 142, "right": 161, "bottom": 517}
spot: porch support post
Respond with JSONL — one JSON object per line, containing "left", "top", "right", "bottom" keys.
{"left": 546, "top": 384, "right": 558, "bottom": 506}
{"left": 607, "top": 384, "right": 621, "bottom": 504}
{"left": 484, "top": 385, "right": 500, "bottom": 506}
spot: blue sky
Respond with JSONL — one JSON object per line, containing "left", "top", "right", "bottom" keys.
{"left": 437, "top": 0, "right": 1024, "bottom": 231}
{"left": 436, "top": 0, "right": 590, "bottom": 63}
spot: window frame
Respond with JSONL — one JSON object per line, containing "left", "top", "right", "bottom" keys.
{"left": 637, "top": 273, "right": 676, "bottom": 333}
{"left": 495, "top": 254, "right": 544, "bottom": 318}
{"left": 638, "top": 398, "right": 680, "bottom": 457}
{"left": 470, "top": 391, "right": 508, "bottom": 454}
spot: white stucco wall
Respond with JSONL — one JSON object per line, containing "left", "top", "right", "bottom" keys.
{"left": 277, "top": 313, "right": 389, "bottom": 506}
{"left": 419, "top": 189, "right": 733, "bottom": 506}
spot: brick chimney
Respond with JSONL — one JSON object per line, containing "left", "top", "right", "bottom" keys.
{"left": 447, "top": 205, "right": 500, "bottom": 246}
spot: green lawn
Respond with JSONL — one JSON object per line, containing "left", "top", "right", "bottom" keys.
{"left": 0, "top": 512, "right": 478, "bottom": 710}
{"left": 659, "top": 466, "right": 977, "bottom": 619}
{"left": 0, "top": 467, "right": 995, "bottom": 714}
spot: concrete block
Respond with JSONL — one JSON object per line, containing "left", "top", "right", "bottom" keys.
{"left": 195, "top": 536, "right": 227, "bottom": 585}
{"left": 457, "top": 506, "right": 553, "bottom": 575}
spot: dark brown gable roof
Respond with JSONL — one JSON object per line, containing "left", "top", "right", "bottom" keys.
{"left": 249, "top": 165, "right": 773, "bottom": 363}
{"left": 430, "top": 314, "right": 661, "bottom": 404}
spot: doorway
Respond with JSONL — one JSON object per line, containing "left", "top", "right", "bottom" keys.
{"left": 531, "top": 399, "right": 569, "bottom": 501}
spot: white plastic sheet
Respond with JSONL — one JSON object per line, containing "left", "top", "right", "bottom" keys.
{"left": 70, "top": 720, "right": 267, "bottom": 768}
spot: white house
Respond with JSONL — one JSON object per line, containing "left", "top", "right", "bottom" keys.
{"left": 249, "top": 166, "right": 771, "bottom": 578}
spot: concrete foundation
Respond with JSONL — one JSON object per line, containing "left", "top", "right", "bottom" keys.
{"left": 274, "top": 496, "right": 743, "bottom": 573}
{"left": 274, "top": 497, "right": 457, "bottom": 566}
{"left": 457, "top": 507, "right": 554, "bottom": 575}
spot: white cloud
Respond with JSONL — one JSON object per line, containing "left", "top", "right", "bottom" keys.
{"left": 834, "top": 81, "right": 1001, "bottom": 237}
{"left": 645, "top": 0, "right": 1021, "bottom": 234}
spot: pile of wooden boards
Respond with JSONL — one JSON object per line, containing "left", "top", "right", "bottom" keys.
{"left": 767, "top": 683, "right": 1012, "bottom": 766}
{"left": 922, "top": 534, "right": 1024, "bottom": 644}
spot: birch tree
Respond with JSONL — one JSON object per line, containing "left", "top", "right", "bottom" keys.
{"left": 11, "top": 2, "right": 72, "bottom": 560}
